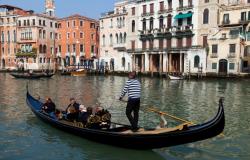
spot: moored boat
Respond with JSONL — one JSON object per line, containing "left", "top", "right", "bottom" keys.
{"left": 26, "top": 90, "right": 225, "bottom": 149}
{"left": 168, "top": 75, "right": 184, "bottom": 80}
{"left": 71, "top": 69, "right": 86, "bottom": 76}
{"left": 10, "top": 72, "right": 54, "bottom": 79}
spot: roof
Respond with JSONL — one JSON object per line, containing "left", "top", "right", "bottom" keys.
{"left": 58, "top": 14, "right": 98, "bottom": 23}
{"left": 0, "top": 5, "right": 24, "bottom": 11}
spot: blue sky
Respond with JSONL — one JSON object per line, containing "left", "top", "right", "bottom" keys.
{"left": 0, "top": 0, "right": 116, "bottom": 19}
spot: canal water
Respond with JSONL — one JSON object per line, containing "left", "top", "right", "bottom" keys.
{"left": 0, "top": 73, "right": 249, "bottom": 160}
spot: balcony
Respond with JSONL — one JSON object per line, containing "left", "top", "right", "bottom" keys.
{"left": 113, "top": 43, "right": 126, "bottom": 51}
{"left": 80, "top": 52, "right": 85, "bottom": 57}
{"left": 210, "top": 54, "right": 218, "bottom": 58}
{"left": 221, "top": 20, "right": 230, "bottom": 25}
{"left": 176, "top": 5, "right": 193, "bottom": 11}
{"left": 56, "top": 52, "right": 61, "bottom": 57}
{"left": 239, "top": 19, "right": 250, "bottom": 24}
{"left": 174, "top": 25, "right": 194, "bottom": 37}
{"left": 139, "top": 30, "right": 154, "bottom": 40}
{"left": 91, "top": 53, "right": 97, "bottom": 58}
{"left": 228, "top": 53, "right": 236, "bottom": 58}
{"left": 141, "top": 12, "right": 154, "bottom": 17}
{"left": 16, "top": 48, "right": 37, "bottom": 58}
{"left": 158, "top": 8, "right": 173, "bottom": 14}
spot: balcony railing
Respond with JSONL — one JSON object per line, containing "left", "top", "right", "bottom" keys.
{"left": 141, "top": 12, "right": 154, "bottom": 17}
{"left": 16, "top": 51, "right": 37, "bottom": 58}
{"left": 176, "top": 5, "right": 194, "bottom": 11}
{"left": 239, "top": 19, "right": 250, "bottom": 24}
{"left": 158, "top": 8, "right": 173, "bottom": 14}
{"left": 228, "top": 53, "right": 236, "bottom": 58}
{"left": 210, "top": 54, "right": 218, "bottom": 58}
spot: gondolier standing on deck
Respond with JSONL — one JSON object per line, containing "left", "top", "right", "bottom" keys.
{"left": 119, "top": 71, "right": 141, "bottom": 131}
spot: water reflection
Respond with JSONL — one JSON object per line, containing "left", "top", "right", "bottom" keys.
{"left": 1, "top": 73, "right": 250, "bottom": 159}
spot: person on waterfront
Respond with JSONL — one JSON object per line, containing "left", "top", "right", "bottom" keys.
{"left": 119, "top": 71, "right": 141, "bottom": 132}
{"left": 65, "top": 98, "right": 80, "bottom": 121}
{"left": 42, "top": 98, "right": 56, "bottom": 114}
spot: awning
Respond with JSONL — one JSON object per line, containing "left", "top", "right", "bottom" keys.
{"left": 174, "top": 13, "right": 193, "bottom": 19}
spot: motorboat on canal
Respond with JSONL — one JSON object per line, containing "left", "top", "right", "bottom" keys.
{"left": 10, "top": 72, "right": 54, "bottom": 79}
{"left": 70, "top": 69, "right": 86, "bottom": 76}
{"left": 26, "top": 90, "right": 225, "bottom": 149}
{"left": 168, "top": 75, "right": 184, "bottom": 80}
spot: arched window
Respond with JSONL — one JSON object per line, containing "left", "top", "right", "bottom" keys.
{"left": 123, "top": 17, "right": 125, "bottom": 27}
{"left": 122, "top": 57, "right": 125, "bottom": 67}
{"left": 159, "top": 16, "right": 164, "bottom": 29}
{"left": 43, "top": 45, "right": 47, "bottom": 53}
{"left": 116, "top": 34, "right": 118, "bottom": 44}
{"left": 13, "top": 30, "right": 16, "bottom": 42}
{"left": 39, "top": 45, "right": 43, "bottom": 53}
{"left": 203, "top": 9, "right": 209, "bottom": 24}
{"left": 119, "top": 33, "right": 123, "bottom": 43}
{"left": 194, "top": 55, "right": 200, "bottom": 68}
{"left": 124, "top": 33, "right": 126, "bottom": 43}
{"left": 132, "top": 20, "right": 135, "bottom": 32}
{"left": 7, "top": 31, "right": 10, "bottom": 42}
{"left": 102, "top": 35, "right": 105, "bottom": 46}
{"left": 110, "top": 34, "right": 113, "bottom": 45}
{"left": 142, "top": 18, "right": 146, "bottom": 31}
{"left": 150, "top": 17, "right": 154, "bottom": 30}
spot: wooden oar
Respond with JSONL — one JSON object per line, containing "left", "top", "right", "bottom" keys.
{"left": 145, "top": 107, "right": 225, "bottom": 137}
{"left": 145, "top": 107, "right": 194, "bottom": 125}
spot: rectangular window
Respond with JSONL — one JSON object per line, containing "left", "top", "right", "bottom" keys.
{"left": 167, "top": 39, "right": 172, "bottom": 48}
{"left": 229, "top": 63, "right": 235, "bottom": 70}
{"left": 32, "top": 19, "right": 35, "bottom": 25}
{"left": 131, "top": 41, "right": 135, "bottom": 51}
{"left": 67, "top": 21, "right": 70, "bottom": 27}
{"left": 80, "top": 32, "right": 83, "bottom": 38}
{"left": 241, "top": 12, "right": 246, "bottom": 21}
{"left": 150, "top": 3, "right": 154, "bottom": 13}
{"left": 159, "top": 39, "right": 163, "bottom": 50}
{"left": 212, "top": 44, "right": 218, "bottom": 53}
{"left": 177, "top": 38, "right": 183, "bottom": 48}
{"left": 212, "top": 63, "right": 217, "bottom": 69}
{"left": 50, "top": 22, "right": 53, "bottom": 27}
{"left": 149, "top": 40, "right": 154, "bottom": 50}
{"left": 67, "top": 33, "right": 70, "bottom": 39}
{"left": 160, "top": 1, "right": 164, "bottom": 11}
{"left": 186, "top": 37, "right": 192, "bottom": 47}
{"left": 132, "top": 7, "right": 135, "bottom": 15}
{"left": 223, "top": 14, "right": 229, "bottom": 24}
{"left": 67, "top": 45, "right": 70, "bottom": 52}
{"left": 80, "top": 44, "right": 84, "bottom": 52}
{"left": 80, "top": 21, "right": 83, "bottom": 26}
{"left": 73, "top": 44, "right": 76, "bottom": 52}
{"left": 168, "top": 0, "right": 172, "bottom": 9}
{"left": 229, "top": 44, "right": 236, "bottom": 53}
{"left": 142, "top": 41, "right": 147, "bottom": 50}
{"left": 143, "top": 5, "right": 146, "bottom": 14}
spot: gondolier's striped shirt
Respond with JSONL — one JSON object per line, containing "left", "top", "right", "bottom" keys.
{"left": 120, "top": 79, "right": 141, "bottom": 99}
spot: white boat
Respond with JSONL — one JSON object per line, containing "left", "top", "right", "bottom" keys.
{"left": 168, "top": 75, "right": 184, "bottom": 80}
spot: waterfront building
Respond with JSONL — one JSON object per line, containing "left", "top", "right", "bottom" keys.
{"left": 16, "top": 14, "right": 58, "bottom": 70}
{"left": 99, "top": 1, "right": 131, "bottom": 72}
{"left": 207, "top": 0, "right": 250, "bottom": 75}
{"left": 57, "top": 15, "right": 99, "bottom": 69}
{"left": 0, "top": 5, "right": 31, "bottom": 69}
{"left": 125, "top": 0, "right": 208, "bottom": 76}
{"left": 15, "top": 0, "right": 57, "bottom": 70}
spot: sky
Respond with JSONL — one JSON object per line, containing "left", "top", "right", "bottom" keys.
{"left": 0, "top": 0, "right": 117, "bottom": 19}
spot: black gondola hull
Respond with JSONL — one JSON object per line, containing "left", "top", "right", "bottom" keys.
{"left": 26, "top": 92, "right": 225, "bottom": 149}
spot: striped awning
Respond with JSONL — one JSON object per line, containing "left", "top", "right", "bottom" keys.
{"left": 174, "top": 13, "right": 193, "bottom": 19}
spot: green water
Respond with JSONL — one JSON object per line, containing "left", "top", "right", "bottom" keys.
{"left": 0, "top": 73, "right": 249, "bottom": 160}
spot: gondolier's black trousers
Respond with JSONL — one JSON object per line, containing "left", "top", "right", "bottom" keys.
{"left": 126, "top": 98, "right": 140, "bottom": 130}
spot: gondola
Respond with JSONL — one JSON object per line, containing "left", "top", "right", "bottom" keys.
{"left": 10, "top": 73, "right": 54, "bottom": 79}
{"left": 26, "top": 90, "right": 225, "bottom": 149}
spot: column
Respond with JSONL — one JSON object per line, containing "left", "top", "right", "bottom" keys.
{"left": 169, "top": 53, "right": 172, "bottom": 72}
{"left": 180, "top": 53, "right": 183, "bottom": 73}
{"left": 159, "top": 53, "right": 162, "bottom": 76}
{"left": 163, "top": 53, "right": 167, "bottom": 73}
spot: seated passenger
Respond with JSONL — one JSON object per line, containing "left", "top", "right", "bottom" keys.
{"left": 42, "top": 98, "right": 56, "bottom": 114}
{"left": 65, "top": 98, "right": 80, "bottom": 121}
{"left": 79, "top": 107, "right": 93, "bottom": 125}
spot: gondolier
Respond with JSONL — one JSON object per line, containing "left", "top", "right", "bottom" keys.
{"left": 119, "top": 71, "right": 141, "bottom": 132}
